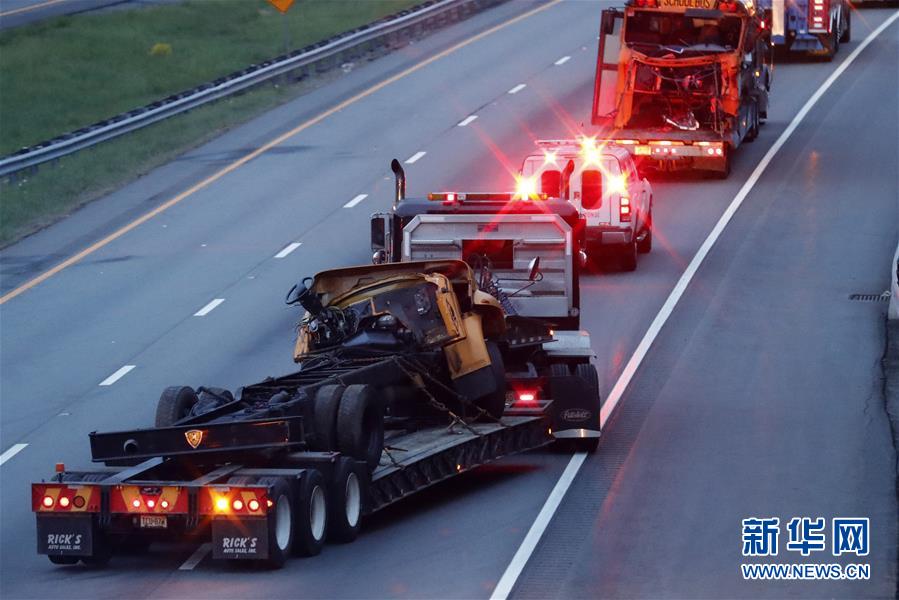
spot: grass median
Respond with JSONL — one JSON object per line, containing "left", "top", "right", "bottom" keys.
{"left": 0, "top": 0, "right": 420, "bottom": 245}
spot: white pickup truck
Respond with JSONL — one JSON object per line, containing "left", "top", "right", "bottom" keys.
{"left": 519, "top": 139, "right": 653, "bottom": 271}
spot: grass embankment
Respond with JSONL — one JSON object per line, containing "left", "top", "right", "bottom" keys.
{"left": 0, "top": 0, "right": 420, "bottom": 245}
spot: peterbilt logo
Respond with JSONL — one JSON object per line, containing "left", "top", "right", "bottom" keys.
{"left": 561, "top": 408, "right": 591, "bottom": 422}
{"left": 184, "top": 429, "right": 204, "bottom": 448}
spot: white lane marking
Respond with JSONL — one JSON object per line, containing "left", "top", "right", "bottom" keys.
{"left": 489, "top": 14, "right": 899, "bottom": 599}
{"left": 179, "top": 543, "right": 211, "bottom": 570}
{"left": 507, "top": 83, "right": 527, "bottom": 94}
{"left": 554, "top": 55, "right": 571, "bottom": 65}
{"left": 194, "top": 298, "right": 225, "bottom": 317}
{"left": 0, "top": 444, "right": 28, "bottom": 466}
{"left": 99, "top": 365, "right": 135, "bottom": 386}
{"left": 458, "top": 115, "right": 478, "bottom": 127}
{"left": 274, "top": 242, "right": 302, "bottom": 258}
{"left": 343, "top": 193, "right": 369, "bottom": 208}
{"left": 405, "top": 151, "right": 427, "bottom": 164}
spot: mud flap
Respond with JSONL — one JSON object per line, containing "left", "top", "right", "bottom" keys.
{"left": 211, "top": 518, "right": 269, "bottom": 560}
{"left": 36, "top": 514, "right": 93, "bottom": 556}
{"left": 549, "top": 375, "right": 601, "bottom": 438}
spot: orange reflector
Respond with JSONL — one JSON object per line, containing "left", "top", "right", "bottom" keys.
{"left": 55, "top": 463, "right": 65, "bottom": 473}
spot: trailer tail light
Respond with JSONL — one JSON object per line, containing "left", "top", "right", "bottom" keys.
{"left": 620, "top": 197, "right": 631, "bottom": 222}
{"left": 110, "top": 485, "right": 188, "bottom": 514}
{"left": 32, "top": 484, "right": 100, "bottom": 513}
{"left": 808, "top": 0, "right": 830, "bottom": 33}
{"left": 518, "top": 392, "right": 536, "bottom": 403}
{"left": 201, "top": 487, "right": 269, "bottom": 516}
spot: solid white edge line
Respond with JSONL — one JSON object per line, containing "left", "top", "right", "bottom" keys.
{"left": 0, "top": 443, "right": 28, "bottom": 466}
{"left": 507, "top": 83, "right": 526, "bottom": 94}
{"left": 343, "top": 193, "right": 369, "bottom": 208}
{"left": 554, "top": 55, "right": 571, "bottom": 65}
{"left": 490, "top": 452, "right": 586, "bottom": 600}
{"left": 489, "top": 14, "right": 899, "bottom": 599}
{"left": 274, "top": 242, "right": 302, "bottom": 258}
{"left": 99, "top": 365, "right": 135, "bottom": 386}
{"left": 458, "top": 115, "right": 478, "bottom": 127}
{"left": 405, "top": 151, "right": 427, "bottom": 164}
{"left": 179, "top": 543, "right": 211, "bottom": 571}
{"left": 194, "top": 298, "right": 225, "bottom": 317}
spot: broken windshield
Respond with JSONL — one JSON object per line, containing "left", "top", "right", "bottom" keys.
{"left": 624, "top": 11, "right": 743, "bottom": 54}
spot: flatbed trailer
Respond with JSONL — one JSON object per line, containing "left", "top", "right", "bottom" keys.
{"left": 33, "top": 336, "right": 592, "bottom": 568}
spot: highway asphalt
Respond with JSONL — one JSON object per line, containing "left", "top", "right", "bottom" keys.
{"left": 0, "top": 0, "right": 180, "bottom": 29}
{"left": 1, "top": 1, "right": 897, "bottom": 598}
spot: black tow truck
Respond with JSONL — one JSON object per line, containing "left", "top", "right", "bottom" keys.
{"left": 31, "top": 178, "right": 601, "bottom": 568}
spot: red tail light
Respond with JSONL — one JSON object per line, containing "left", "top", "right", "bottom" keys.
{"left": 808, "top": 0, "right": 830, "bottom": 33}
{"left": 32, "top": 484, "right": 100, "bottom": 513}
{"left": 620, "top": 197, "right": 631, "bottom": 222}
{"left": 200, "top": 487, "right": 269, "bottom": 516}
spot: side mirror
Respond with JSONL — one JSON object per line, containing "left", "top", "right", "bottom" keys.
{"left": 528, "top": 257, "right": 542, "bottom": 281}
{"left": 372, "top": 249, "right": 388, "bottom": 265}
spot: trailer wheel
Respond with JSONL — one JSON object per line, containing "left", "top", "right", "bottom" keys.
{"left": 327, "top": 457, "right": 367, "bottom": 543}
{"left": 840, "top": 5, "right": 850, "bottom": 43}
{"left": 474, "top": 342, "right": 507, "bottom": 420}
{"left": 312, "top": 384, "right": 344, "bottom": 451}
{"left": 48, "top": 555, "right": 79, "bottom": 565}
{"left": 290, "top": 470, "right": 328, "bottom": 557}
{"left": 255, "top": 477, "right": 294, "bottom": 567}
{"left": 337, "top": 385, "right": 384, "bottom": 470}
{"left": 549, "top": 363, "right": 571, "bottom": 378}
{"left": 155, "top": 386, "right": 198, "bottom": 427}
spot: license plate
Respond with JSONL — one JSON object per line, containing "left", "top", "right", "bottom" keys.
{"left": 140, "top": 515, "right": 167, "bottom": 529}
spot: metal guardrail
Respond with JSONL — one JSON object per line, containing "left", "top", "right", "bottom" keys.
{"left": 0, "top": 0, "right": 503, "bottom": 178}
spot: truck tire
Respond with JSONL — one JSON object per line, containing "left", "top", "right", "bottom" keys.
{"left": 575, "top": 363, "right": 601, "bottom": 454}
{"left": 745, "top": 104, "right": 759, "bottom": 142}
{"left": 256, "top": 477, "right": 295, "bottom": 567}
{"left": 620, "top": 240, "right": 638, "bottom": 272}
{"left": 337, "top": 385, "right": 384, "bottom": 471}
{"left": 549, "top": 363, "right": 571, "bottom": 378}
{"left": 155, "top": 386, "right": 198, "bottom": 427}
{"left": 712, "top": 146, "right": 732, "bottom": 179}
{"left": 475, "top": 342, "right": 507, "bottom": 420}
{"left": 636, "top": 206, "right": 653, "bottom": 254}
{"left": 312, "top": 385, "right": 344, "bottom": 451}
{"left": 327, "top": 458, "right": 366, "bottom": 543}
{"left": 288, "top": 471, "right": 328, "bottom": 557}
{"left": 48, "top": 555, "right": 79, "bottom": 565}
{"left": 840, "top": 6, "right": 851, "bottom": 43}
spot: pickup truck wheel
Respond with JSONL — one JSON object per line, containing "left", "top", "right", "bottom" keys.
{"left": 840, "top": 7, "right": 851, "bottom": 42}
{"left": 289, "top": 471, "right": 327, "bottom": 557}
{"left": 155, "top": 386, "right": 198, "bottom": 427}
{"left": 327, "top": 457, "right": 366, "bottom": 543}
{"left": 475, "top": 342, "right": 507, "bottom": 420}
{"left": 337, "top": 385, "right": 384, "bottom": 470}
{"left": 636, "top": 208, "right": 653, "bottom": 254}
{"left": 256, "top": 477, "right": 295, "bottom": 566}
{"left": 620, "top": 240, "right": 638, "bottom": 272}
{"left": 48, "top": 555, "right": 79, "bottom": 565}
{"left": 312, "top": 385, "right": 344, "bottom": 451}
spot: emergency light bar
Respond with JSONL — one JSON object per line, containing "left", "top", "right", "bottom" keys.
{"left": 427, "top": 192, "right": 549, "bottom": 203}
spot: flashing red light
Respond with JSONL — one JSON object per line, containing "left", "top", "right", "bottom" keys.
{"left": 518, "top": 392, "right": 536, "bottom": 403}
{"left": 248, "top": 499, "right": 260, "bottom": 512}
{"left": 444, "top": 192, "right": 456, "bottom": 205}
{"left": 131, "top": 499, "right": 141, "bottom": 509}
{"left": 146, "top": 499, "right": 156, "bottom": 509}
{"left": 160, "top": 500, "right": 169, "bottom": 510}
{"left": 42, "top": 496, "right": 54, "bottom": 508}
{"left": 58, "top": 496, "right": 71, "bottom": 508}
{"left": 232, "top": 499, "right": 244, "bottom": 511}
